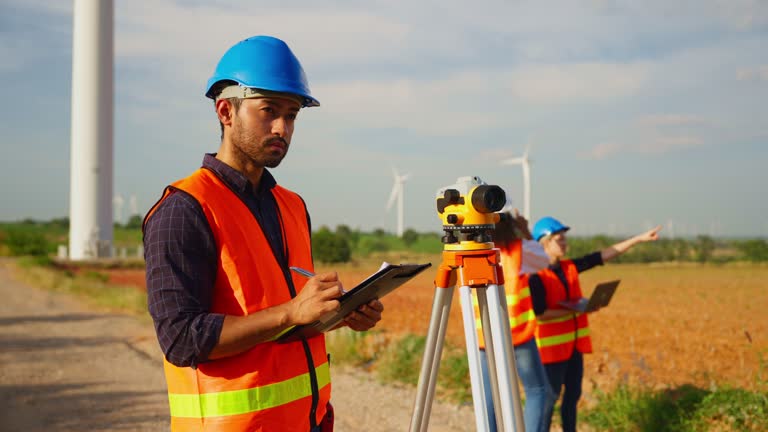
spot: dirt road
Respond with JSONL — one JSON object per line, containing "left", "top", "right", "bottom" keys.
{"left": 0, "top": 261, "right": 475, "bottom": 431}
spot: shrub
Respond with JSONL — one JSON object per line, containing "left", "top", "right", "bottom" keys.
{"left": 4, "top": 230, "right": 51, "bottom": 256}
{"left": 736, "top": 239, "right": 768, "bottom": 262}
{"left": 312, "top": 227, "right": 351, "bottom": 263}
{"left": 402, "top": 229, "right": 419, "bottom": 246}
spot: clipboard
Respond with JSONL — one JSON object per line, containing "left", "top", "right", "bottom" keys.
{"left": 277, "top": 262, "right": 432, "bottom": 343}
{"left": 558, "top": 279, "right": 620, "bottom": 313}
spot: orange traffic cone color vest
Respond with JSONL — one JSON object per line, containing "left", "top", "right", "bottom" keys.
{"left": 149, "top": 168, "right": 330, "bottom": 432}
{"left": 534, "top": 260, "right": 592, "bottom": 364}
{"left": 473, "top": 240, "right": 538, "bottom": 349}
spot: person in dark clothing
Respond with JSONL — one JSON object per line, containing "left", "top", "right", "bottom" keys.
{"left": 528, "top": 216, "right": 661, "bottom": 432}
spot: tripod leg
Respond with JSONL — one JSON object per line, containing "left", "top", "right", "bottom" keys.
{"left": 486, "top": 283, "right": 525, "bottom": 432}
{"left": 477, "top": 287, "right": 505, "bottom": 431}
{"left": 459, "top": 285, "right": 492, "bottom": 432}
{"left": 410, "top": 285, "right": 454, "bottom": 432}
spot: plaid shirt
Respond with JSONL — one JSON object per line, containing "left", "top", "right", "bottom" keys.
{"left": 143, "top": 154, "right": 308, "bottom": 367}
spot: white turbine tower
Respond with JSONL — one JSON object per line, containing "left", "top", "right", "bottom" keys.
{"left": 386, "top": 168, "right": 411, "bottom": 237}
{"left": 501, "top": 145, "right": 532, "bottom": 221}
{"left": 113, "top": 194, "right": 124, "bottom": 225}
{"left": 68, "top": 0, "right": 114, "bottom": 259}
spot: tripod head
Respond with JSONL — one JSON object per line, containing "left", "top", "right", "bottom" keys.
{"left": 436, "top": 176, "right": 508, "bottom": 251}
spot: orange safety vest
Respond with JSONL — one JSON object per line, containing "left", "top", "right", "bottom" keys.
{"left": 534, "top": 260, "right": 592, "bottom": 364}
{"left": 473, "top": 240, "right": 538, "bottom": 349}
{"left": 146, "top": 168, "right": 330, "bottom": 432}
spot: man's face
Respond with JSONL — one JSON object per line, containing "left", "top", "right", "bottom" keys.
{"left": 230, "top": 97, "right": 301, "bottom": 168}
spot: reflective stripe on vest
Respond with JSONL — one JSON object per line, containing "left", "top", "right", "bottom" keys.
{"left": 148, "top": 168, "right": 330, "bottom": 431}
{"left": 473, "top": 240, "right": 537, "bottom": 348}
{"left": 534, "top": 260, "right": 593, "bottom": 363}
{"left": 536, "top": 326, "right": 591, "bottom": 348}
{"left": 169, "top": 362, "right": 331, "bottom": 418}
{"left": 473, "top": 290, "right": 535, "bottom": 329}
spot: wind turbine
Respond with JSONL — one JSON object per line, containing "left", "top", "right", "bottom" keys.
{"left": 129, "top": 194, "right": 138, "bottom": 217}
{"left": 501, "top": 144, "right": 532, "bottom": 221}
{"left": 386, "top": 168, "right": 411, "bottom": 237}
{"left": 113, "top": 194, "right": 124, "bottom": 225}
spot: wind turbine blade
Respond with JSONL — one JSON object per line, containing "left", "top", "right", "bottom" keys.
{"left": 386, "top": 183, "right": 399, "bottom": 210}
{"left": 502, "top": 157, "right": 524, "bottom": 165}
{"left": 391, "top": 166, "right": 400, "bottom": 179}
{"left": 400, "top": 173, "right": 412, "bottom": 182}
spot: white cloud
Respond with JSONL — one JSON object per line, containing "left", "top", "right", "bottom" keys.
{"left": 639, "top": 136, "right": 705, "bottom": 154}
{"left": 506, "top": 62, "right": 649, "bottom": 104}
{"left": 637, "top": 114, "right": 707, "bottom": 127}
{"left": 115, "top": 2, "right": 410, "bottom": 65}
{"left": 582, "top": 136, "right": 704, "bottom": 160}
{"left": 312, "top": 61, "right": 649, "bottom": 135}
{"left": 582, "top": 142, "right": 624, "bottom": 160}
{"left": 737, "top": 65, "right": 768, "bottom": 81}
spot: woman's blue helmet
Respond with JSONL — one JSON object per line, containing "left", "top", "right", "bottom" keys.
{"left": 205, "top": 35, "right": 320, "bottom": 107}
{"left": 532, "top": 216, "right": 570, "bottom": 241}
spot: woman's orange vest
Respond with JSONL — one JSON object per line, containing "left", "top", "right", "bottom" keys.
{"left": 534, "top": 260, "right": 592, "bottom": 364}
{"left": 473, "top": 240, "right": 538, "bottom": 349}
{"left": 147, "top": 168, "right": 330, "bottom": 432}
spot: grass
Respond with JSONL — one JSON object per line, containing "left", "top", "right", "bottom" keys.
{"left": 327, "top": 325, "right": 768, "bottom": 430}
{"left": 582, "top": 383, "right": 768, "bottom": 431}
{"left": 8, "top": 256, "right": 768, "bottom": 429}
{"left": 11, "top": 256, "right": 149, "bottom": 320}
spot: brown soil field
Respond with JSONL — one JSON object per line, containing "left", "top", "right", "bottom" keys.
{"left": 97, "top": 257, "right": 768, "bottom": 407}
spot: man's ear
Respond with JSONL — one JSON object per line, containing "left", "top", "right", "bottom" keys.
{"left": 215, "top": 99, "right": 235, "bottom": 128}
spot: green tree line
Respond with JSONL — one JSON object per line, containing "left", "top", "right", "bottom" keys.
{"left": 2, "top": 219, "right": 767, "bottom": 264}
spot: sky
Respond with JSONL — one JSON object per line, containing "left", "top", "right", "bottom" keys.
{"left": 1, "top": 0, "right": 767, "bottom": 238}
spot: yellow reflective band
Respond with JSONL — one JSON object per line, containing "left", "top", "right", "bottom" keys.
{"left": 475, "top": 307, "right": 535, "bottom": 329}
{"left": 516, "top": 287, "right": 531, "bottom": 300}
{"left": 168, "top": 362, "right": 331, "bottom": 418}
{"left": 511, "top": 309, "right": 535, "bottom": 327}
{"left": 268, "top": 326, "right": 295, "bottom": 342}
{"left": 538, "top": 314, "right": 577, "bottom": 324}
{"left": 472, "top": 288, "right": 530, "bottom": 307}
{"left": 536, "top": 328, "right": 591, "bottom": 348}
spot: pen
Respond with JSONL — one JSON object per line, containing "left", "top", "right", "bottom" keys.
{"left": 289, "top": 266, "right": 315, "bottom": 278}
{"left": 290, "top": 266, "right": 347, "bottom": 295}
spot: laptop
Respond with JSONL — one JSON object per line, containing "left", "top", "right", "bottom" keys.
{"left": 558, "top": 279, "right": 620, "bottom": 313}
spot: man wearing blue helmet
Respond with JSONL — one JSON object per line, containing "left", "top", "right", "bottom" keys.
{"left": 143, "top": 36, "right": 383, "bottom": 432}
{"left": 528, "top": 216, "right": 661, "bottom": 432}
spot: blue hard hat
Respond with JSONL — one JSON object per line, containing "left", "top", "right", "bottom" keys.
{"left": 205, "top": 35, "right": 320, "bottom": 107}
{"left": 532, "top": 216, "right": 570, "bottom": 241}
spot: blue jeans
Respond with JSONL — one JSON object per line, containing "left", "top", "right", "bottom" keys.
{"left": 543, "top": 350, "right": 584, "bottom": 432}
{"left": 479, "top": 339, "right": 556, "bottom": 432}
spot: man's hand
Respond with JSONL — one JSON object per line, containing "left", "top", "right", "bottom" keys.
{"left": 288, "top": 272, "right": 343, "bottom": 325}
{"left": 343, "top": 299, "right": 384, "bottom": 331}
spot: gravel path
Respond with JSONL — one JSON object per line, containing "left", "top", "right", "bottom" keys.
{"left": 0, "top": 260, "right": 476, "bottom": 431}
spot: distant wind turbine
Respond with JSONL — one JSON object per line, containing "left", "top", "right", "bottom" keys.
{"left": 129, "top": 194, "right": 138, "bottom": 217}
{"left": 501, "top": 144, "right": 532, "bottom": 221}
{"left": 386, "top": 168, "right": 411, "bottom": 237}
{"left": 113, "top": 194, "right": 124, "bottom": 225}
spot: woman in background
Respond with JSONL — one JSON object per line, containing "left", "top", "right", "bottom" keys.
{"left": 529, "top": 216, "right": 661, "bottom": 432}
